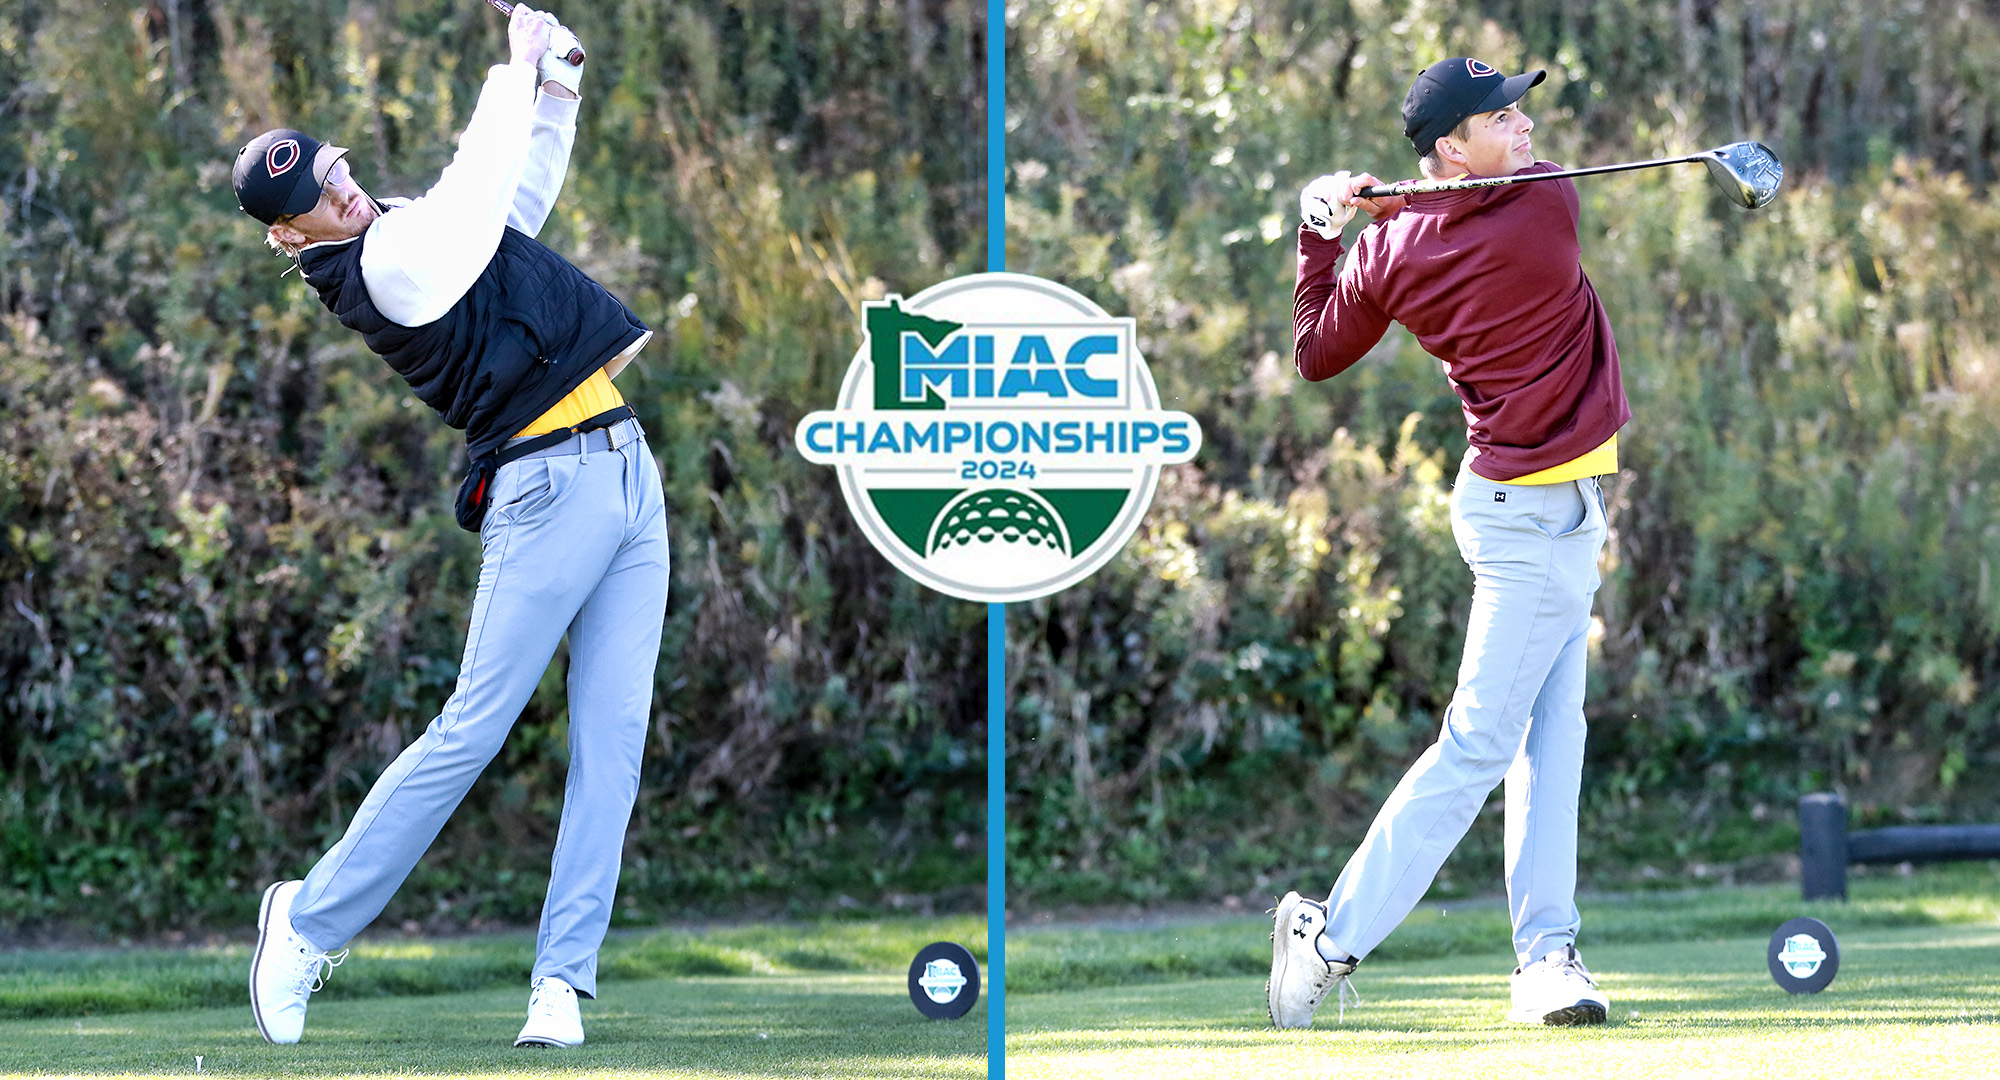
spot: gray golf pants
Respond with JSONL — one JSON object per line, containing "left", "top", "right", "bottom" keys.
{"left": 289, "top": 417, "right": 668, "bottom": 997}
{"left": 1324, "top": 461, "right": 1607, "bottom": 967}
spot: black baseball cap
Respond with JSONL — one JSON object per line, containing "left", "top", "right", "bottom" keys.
{"left": 1403, "top": 58, "right": 1545, "bottom": 156}
{"left": 232, "top": 129, "right": 349, "bottom": 225}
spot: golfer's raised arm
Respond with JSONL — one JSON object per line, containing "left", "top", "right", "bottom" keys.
{"left": 508, "top": 90, "right": 580, "bottom": 238}
{"left": 359, "top": 61, "right": 537, "bottom": 326}
{"left": 1293, "top": 227, "right": 1390, "bottom": 381}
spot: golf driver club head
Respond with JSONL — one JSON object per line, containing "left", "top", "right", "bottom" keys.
{"left": 1700, "top": 141, "right": 1783, "bottom": 209}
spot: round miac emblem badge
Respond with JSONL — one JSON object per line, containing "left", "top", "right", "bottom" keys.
{"left": 795, "top": 273, "right": 1202, "bottom": 602}
{"left": 1767, "top": 916, "right": 1840, "bottom": 994}
{"left": 907, "top": 941, "right": 981, "bottom": 1019}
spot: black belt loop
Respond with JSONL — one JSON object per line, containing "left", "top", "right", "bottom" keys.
{"left": 453, "top": 405, "right": 639, "bottom": 532}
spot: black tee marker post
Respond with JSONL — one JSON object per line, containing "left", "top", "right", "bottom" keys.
{"left": 1768, "top": 917, "right": 1840, "bottom": 993}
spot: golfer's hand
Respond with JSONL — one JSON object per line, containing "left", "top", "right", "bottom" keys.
{"left": 540, "top": 24, "right": 584, "bottom": 97}
{"left": 1346, "top": 172, "right": 1406, "bottom": 221}
{"left": 509, "top": 4, "right": 553, "bottom": 68}
{"left": 1300, "top": 173, "right": 1357, "bottom": 239}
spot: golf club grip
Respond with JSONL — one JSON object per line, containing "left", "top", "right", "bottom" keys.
{"left": 1355, "top": 170, "right": 1568, "bottom": 200}
{"left": 484, "top": 0, "right": 587, "bottom": 64}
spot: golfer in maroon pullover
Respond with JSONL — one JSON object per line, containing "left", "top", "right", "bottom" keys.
{"left": 1267, "top": 58, "right": 1623, "bottom": 1030}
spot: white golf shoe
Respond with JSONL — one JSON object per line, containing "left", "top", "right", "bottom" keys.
{"left": 1508, "top": 944, "right": 1609, "bottom": 1025}
{"left": 249, "top": 880, "right": 348, "bottom": 1044}
{"left": 1267, "top": 890, "right": 1359, "bottom": 1028}
{"left": 515, "top": 976, "right": 586, "bottom": 1047}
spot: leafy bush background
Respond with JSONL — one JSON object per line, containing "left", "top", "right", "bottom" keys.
{"left": 1006, "top": 0, "right": 2000, "bottom": 904}
{"left": 0, "top": 0, "right": 987, "bottom": 933}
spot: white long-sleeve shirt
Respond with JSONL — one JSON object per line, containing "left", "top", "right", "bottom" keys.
{"left": 359, "top": 63, "right": 578, "bottom": 328}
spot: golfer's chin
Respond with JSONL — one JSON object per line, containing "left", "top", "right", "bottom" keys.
{"left": 336, "top": 205, "right": 380, "bottom": 238}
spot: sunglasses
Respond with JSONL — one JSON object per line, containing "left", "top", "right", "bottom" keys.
{"left": 273, "top": 159, "right": 355, "bottom": 227}
{"left": 321, "top": 158, "right": 351, "bottom": 191}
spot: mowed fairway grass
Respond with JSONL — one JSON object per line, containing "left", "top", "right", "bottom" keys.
{"left": 0, "top": 920, "right": 986, "bottom": 1078}
{"left": 1008, "top": 868, "right": 2000, "bottom": 1080}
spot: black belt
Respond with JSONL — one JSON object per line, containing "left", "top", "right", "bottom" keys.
{"left": 506, "top": 417, "right": 640, "bottom": 461}
{"left": 453, "top": 405, "right": 637, "bottom": 532}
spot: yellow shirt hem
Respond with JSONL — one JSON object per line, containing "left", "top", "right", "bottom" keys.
{"left": 1504, "top": 433, "right": 1619, "bottom": 485}
{"left": 514, "top": 366, "right": 626, "bottom": 438}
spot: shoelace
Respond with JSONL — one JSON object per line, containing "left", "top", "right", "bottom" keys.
{"left": 1553, "top": 949, "right": 1598, "bottom": 987}
{"left": 289, "top": 942, "right": 348, "bottom": 996}
{"left": 1305, "top": 964, "right": 1362, "bottom": 1023}
{"left": 527, "top": 978, "right": 573, "bottom": 1019}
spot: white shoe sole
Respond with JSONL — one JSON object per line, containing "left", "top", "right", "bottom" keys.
{"left": 249, "top": 880, "right": 288, "bottom": 1045}
{"left": 514, "top": 1034, "right": 584, "bottom": 1048}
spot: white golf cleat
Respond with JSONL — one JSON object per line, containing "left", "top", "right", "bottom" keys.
{"left": 1508, "top": 944, "right": 1609, "bottom": 1025}
{"left": 249, "top": 879, "right": 348, "bottom": 1044}
{"left": 1267, "top": 890, "right": 1359, "bottom": 1028}
{"left": 515, "top": 975, "right": 585, "bottom": 1047}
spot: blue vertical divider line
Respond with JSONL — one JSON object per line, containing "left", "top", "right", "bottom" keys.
{"left": 987, "top": 0, "right": 1004, "bottom": 276}
{"left": 984, "top": 0, "right": 1005, "bottom": 1074}
{"left": 986, "top": 602, "right": 1004, "bottom": 1077}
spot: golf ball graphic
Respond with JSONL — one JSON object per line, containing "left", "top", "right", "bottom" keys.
{"left": 924, "top": 488, "right": 1073, "bottom": 586}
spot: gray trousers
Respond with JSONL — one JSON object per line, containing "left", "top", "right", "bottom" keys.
{"left": 1324, "top": 461, "right": 1607, "bottom": 967}
{"left": 290, "top": 417, "right": 668, "bottom": 997}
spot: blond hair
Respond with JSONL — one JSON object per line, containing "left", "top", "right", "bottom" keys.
{"left": 264, "top": 223, "right": 302, "bottom": 259}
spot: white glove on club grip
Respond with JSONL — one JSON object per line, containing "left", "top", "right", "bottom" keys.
{"left": 540, "top": 25, "right": 584, "bottom": 94}
{"left": 1300, "top": 172, "right": 1355, "bottom": 239}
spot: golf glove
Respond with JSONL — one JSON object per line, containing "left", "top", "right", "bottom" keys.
{"left": 540, "top": 24, "right": 584, "bottom": 95}
{"left": 1300, "top": 172, "right": 1355, "bottom": 239}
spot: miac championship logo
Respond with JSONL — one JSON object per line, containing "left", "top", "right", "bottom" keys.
{"left": 795, "top": 273, "right": 1201, "bottom": 602}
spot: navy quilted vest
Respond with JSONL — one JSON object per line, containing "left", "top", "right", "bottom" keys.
{"left": 299, "top": 226, "right": 648, "bottom": 460}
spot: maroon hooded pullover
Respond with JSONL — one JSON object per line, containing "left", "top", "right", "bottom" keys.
{"left": 1293, "top": 161, "right": 1630, "bottom": 481}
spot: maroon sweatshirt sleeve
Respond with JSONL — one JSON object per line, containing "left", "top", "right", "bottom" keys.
{"left": 1288, "top": 164, "right": 1629, "bottom": 479}
{"left": 1293, "top": 224, "right": 1390, "bottom": 381}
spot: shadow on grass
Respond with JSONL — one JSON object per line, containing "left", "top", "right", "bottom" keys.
{"left": 1010, "top": 996, "right": 2000, "bottom": 1050}
{"left": 0, "top": 974, "right": 985, "bottom": 1079}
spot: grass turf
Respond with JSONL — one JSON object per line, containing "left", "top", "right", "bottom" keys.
{"left": 1007, "top": 925, "right": 2000, "bottom": 1079}
{"left": 0, "top": 972, "right": 984, "bottom": 1077}
{"left": 1006, "top": 866, "right": 2000, "bottom": 1079}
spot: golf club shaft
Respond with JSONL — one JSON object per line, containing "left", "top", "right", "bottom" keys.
{"left": 1355, "top": 153, "right": 1701, "bottom": 200}
{"left": 484, "top": 0, "right": 586, "bottom": 65}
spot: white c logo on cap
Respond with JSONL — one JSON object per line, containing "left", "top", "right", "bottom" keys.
{"left": 1467, "top": 59, "right": 1497, "bottom": 78}
{"left": 266, "top": 139, "right": 302, "bottom": 177}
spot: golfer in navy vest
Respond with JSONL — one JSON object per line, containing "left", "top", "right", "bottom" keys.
{"left": 232, "top": 5, "right": 664, "bottom": 1049}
